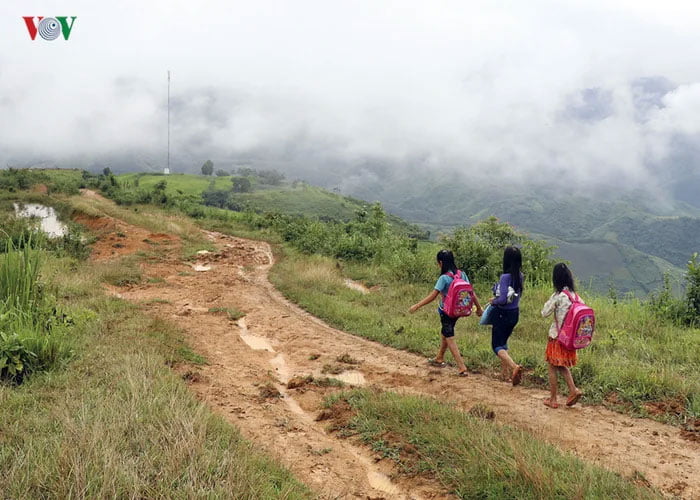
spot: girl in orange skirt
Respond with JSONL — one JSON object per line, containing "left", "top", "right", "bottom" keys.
{"left": 541, "top": 263, "right": 583, "bottom": 408}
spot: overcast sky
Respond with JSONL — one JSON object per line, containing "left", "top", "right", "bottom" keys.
{"left": 2, "top": 0, "right": 700, "bottom": 190}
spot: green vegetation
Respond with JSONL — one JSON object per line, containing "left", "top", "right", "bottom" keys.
{"left": 649, "top": 253, "right": 700, "bottom": 327}
{"left": 270, "top": 248, "right": 700, "bottom": 422}
{"left": 0, "top": 179, "right": 311, "bottom": 497}
{"left": 208, "top": 306, "right": 246, "bottom": 321}
{"left": 201, "top": 159, "right": 214, "bottom": 176}
{"left": 348, "top": 175, "right": 700, "bottom": 294}
{"left": 324, "top": 389, "right": 659, "bottom": 499}
{"left": 0, "top": 168, "right": 84, "bottom": 195}
{"left": 0, "top": 237, "right": 74, "bottom": 382}
{"left": 116, "top": 172, "right": 427, "bottom": 237}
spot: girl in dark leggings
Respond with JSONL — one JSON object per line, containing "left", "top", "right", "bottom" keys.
{"left": 488, "top": 246, "right": 524, "bottom": 386}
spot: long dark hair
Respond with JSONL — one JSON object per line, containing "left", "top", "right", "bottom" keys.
{"left": 503, "top": 246, "right": 523, "bottom": 293}
{"left": 552, "top": 263, "right": 575, "bottom": 292}
{"left": 437, "top": 249, "right": 458, "bottom": 275}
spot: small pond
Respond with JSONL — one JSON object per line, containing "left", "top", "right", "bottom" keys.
{"left": 13, "top": 203, "right": 68, "bottom": 238}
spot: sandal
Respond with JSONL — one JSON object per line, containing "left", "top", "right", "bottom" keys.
{"left": 543, "top": 398, "right": 559, "bottom": 409}
{"left": 458, "top": 370, "right": 468, "bottom": 377}
{"left": 511, "top": 365, "right": 523, "bottom": 386}
{"left": 427, "top": 359, "right": 447, "bottom": 368}
{"left": 566, "top": 390, "right": 583, "bottom": 407}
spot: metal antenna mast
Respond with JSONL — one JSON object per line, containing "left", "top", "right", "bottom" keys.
{"left": 167, "top": 70, "right": 170, "bottom": 174}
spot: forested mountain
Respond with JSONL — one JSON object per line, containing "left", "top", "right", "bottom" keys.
{"left": 342, "top": 176, "right": 699, "bottom": 294}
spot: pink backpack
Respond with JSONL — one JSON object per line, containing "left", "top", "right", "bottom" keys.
{"left": 556, "top": 290, "right": 595, "bottom": 350}
{"left": 442, "top": 270, "right": 476, "bottom": 318}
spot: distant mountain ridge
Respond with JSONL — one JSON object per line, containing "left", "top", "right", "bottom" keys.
{"left": 340, "top": 176, "right": 699, "bottom": 295}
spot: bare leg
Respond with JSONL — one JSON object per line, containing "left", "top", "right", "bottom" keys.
{"left": 497, "top": 349, "right": 523, "bottom": 385}
{"left": 558, "top": 367, "right": 582, "bottom": 406}
{"left": 496, "top": 349, "right": 518, "bottom": 371}
{"left": 548, "top": 364, "right": 559, "bottom": 403}
{"left": 445, "top": 337, "right": 467, "bottom": 373}
{"left": 435, "top": 337, "right": 448, "bottom": 363}
{"left": 500, "top": 358, "right": 510, "bottom": 380}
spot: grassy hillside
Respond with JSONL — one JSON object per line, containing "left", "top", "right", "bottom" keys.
{"left": 118, "top": 173, "right": 426, "bottom": 236}
{"left": 532, "top": 234, "right": 685, "bottom": 295}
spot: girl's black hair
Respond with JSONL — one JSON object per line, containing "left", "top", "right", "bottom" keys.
{"left": 436, "top": 249, "right": 458, "bottom": 275}
{"left": 552, "top": 262, "right": 575, "bottom": 292}
{"left": 502, "top": 246, "right": 523, "bottom": 293}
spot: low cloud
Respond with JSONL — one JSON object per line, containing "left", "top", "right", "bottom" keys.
{"left": 1, "top": 1, "right": 700, "bottom": 198}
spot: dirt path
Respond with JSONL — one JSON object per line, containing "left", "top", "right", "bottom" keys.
{"left": 87, "top": 208, "right": 699, "bottom": 499}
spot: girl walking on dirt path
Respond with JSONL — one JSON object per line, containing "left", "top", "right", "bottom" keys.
{"left": 409, "top": 249, "right": 483, "bottom": 377}
{"left": 487, "top": 246, "right": 524, "bottom": 386}
{"left": 541, "top": 263, "right": 583, "bottom": 408}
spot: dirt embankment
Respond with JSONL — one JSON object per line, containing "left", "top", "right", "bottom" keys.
{"left": 81, "top": 200, "right": 700, "bottom": 499}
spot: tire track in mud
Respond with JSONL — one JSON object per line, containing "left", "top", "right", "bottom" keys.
{"left": 95, "top": 212, "right": 700, "bottom": 499}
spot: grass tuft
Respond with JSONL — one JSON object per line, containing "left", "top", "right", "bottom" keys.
{"left": 324, "top": 389, "right": 660, "bottom": 499}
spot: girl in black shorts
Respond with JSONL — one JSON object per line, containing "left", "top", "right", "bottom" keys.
{"left": 409, "top": 250, "right": 483, "bottom": 376}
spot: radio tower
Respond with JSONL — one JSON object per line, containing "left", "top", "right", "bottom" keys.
{"left": 165, "top": 70, "right": 171, "bottom": 175}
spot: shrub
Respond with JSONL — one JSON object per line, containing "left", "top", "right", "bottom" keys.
{"left": 441, "top": 216, "right": 556, "bottom": 286}
{"left": 648, "top": 254, "right": 700, "bottom": 326}
{"left": 0, "top": 331, "right": 36, "bottom": 382}
{"left": 0, "top": 238, "right": 74, "bottom": 383}
{"left": 686, "top": 252, "right": 700, "bottom": 323}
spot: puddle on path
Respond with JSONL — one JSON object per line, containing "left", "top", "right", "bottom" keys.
{"left": 13, "top": 203, "right": 68, "bottom": 237}
{"left": 279, "top": 388, "right": 308, "bottom": 418}
{"left": 270, "top": 353, "right": 291, "bottom": 383}
{"left": 351, "top": 451, "right": 405, "bottom": 497}
{"left": 238, "top": 318, "right": 275, "bottom": 352}
{"left": 230, "top": 306, "right": 413, "bottom": 498}
{"left": 331, "top": 370, "right": 367, "bottom": 386}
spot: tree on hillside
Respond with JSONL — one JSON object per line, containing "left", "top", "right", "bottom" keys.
{"left": 215, "top": 169, "right": 230, "bottom": 177}
{"left": 201, "top": 160, "right": 214, "bottom": 176}
{"left": 258, "top": 169, "right": 285, "bottom": 185}
{"left": 346, "top": 203, "right": 388, "bottom": 239}
{"left": 237, "top": 167, "right": 256, "bottom": 176}
{"left": 231, "top": 176, "right": 252, "bottom": 193}
{"left": 441, "top": 217, "right": 555, "bottom": 285}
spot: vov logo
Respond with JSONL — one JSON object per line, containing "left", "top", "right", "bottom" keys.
{"left": 23, "top": 17, "right": 77, "bottom": 41}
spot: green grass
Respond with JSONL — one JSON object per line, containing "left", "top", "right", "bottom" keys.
{"left": 324, "top": 389, "right": 660, "bottom": 499}
{"left": 120, "top": 172, "right": 235, "bottom": 196}
{"left": 270, "top": 247, "right": 700, "bottom": 423}
{"left": 0, "top": 241, "right": 311, "bottom": 498}
{"left": 208, "top": 306, "right": 246, "bottom": 321}
{"left": 119, "top": 174, "right": 360, "bottom": 220}
{"left": 99, "top": 255, "right": 143, "bottom": 286}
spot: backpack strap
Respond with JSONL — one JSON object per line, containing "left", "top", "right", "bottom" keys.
{"left": 554, "top": 290, "right": 578, "bottom": 334}
{"left": 562, "top": 289, "right": 579, "bottom": 303}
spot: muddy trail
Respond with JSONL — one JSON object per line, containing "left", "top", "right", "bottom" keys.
{"left": 82, "top": 202, "right": 699, "bottom": 499}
